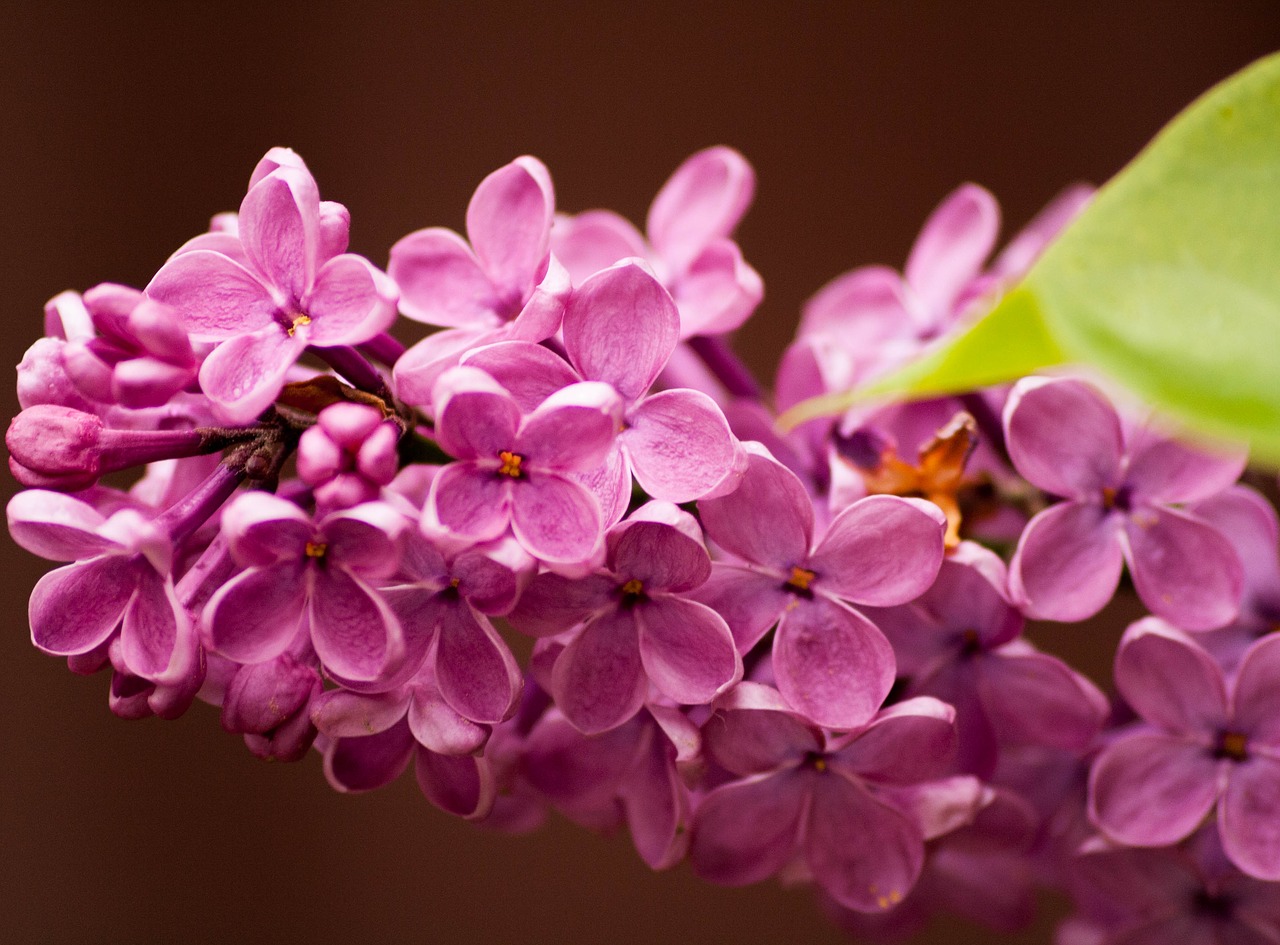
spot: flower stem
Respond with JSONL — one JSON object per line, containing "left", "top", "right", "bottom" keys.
{"left": 312, "top": 345, "right": 393, "bottom": 402}
{"left": 687, "top": 335, "right": 761, "bottom": 400}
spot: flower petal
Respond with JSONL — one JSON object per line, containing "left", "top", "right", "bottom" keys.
{"left": 697, "top": 443, "right": 812, "bottom": 570}
{"left": 624, "top": 389, "right": 739, "bottom": 502}
{"left": 304, "top": 254, "right": 397, "bottom": 345}
{"left": 610, "top": 519, "right": 710, "bottom": 593}
{"left": 809, "top": 496, "right": 945, "bottom": 605}
{"left": 636, "top": 596, "right": 740, "bottom": 706}
{"left": 145, "top": 249, "right": 277, "bottom": 341}
{"left": 433, "top": 599, "right": 521, "bottom": 724}
{"left": 977, "top": 647, "right": 1108, "bottom": 751}
{"left": 432, "top": 365, "right": 522, "bottom": 461}
{"left": 7, "top": 490, "right": 117, "bottom": 561}
{"left": 1009, "top": 501, "right": 1124, "bottom": 622}
{"left": 647, "top": 146, "right": 755, "bottom": 273}
{"left": 324, "top": 720, "right": 414, "bottom": 793}
{"left": 1124, "top": 505, "right": 1243, "bottom": 631}
{"left": 388, "top": 227, "right": 502, "bottom": 328}
{"left": 238, "top": 166, "right": 320, "bottom": 302}
{"left": 426, "top": 462, "right": 512, "bottom": 545}
{"left": 1125, "top": 430, "right": 1247, "bottom": 504}
{"left": 689, "top": 770, "right": 807, "bottom": 887}
{"left": 773, "top": 597, "right": 896, "bottom": 731}
{"left": 206, "top": 561, "right": 308, "bottom": 665}
{"left": 690, "top": 565, "right": 790, "bottom": 653}
{"left": 309, "top": 568, "right": 402, "bottom": 683}
{"left": 1233, "top": 634, "right": 1280, "bottom": 749}
{"left": 120, "top": 566, "right": 187, "bottom": 681}
{"left": 510, "top": 473, "right": 602, "bottom": 565}
{"left": 30, "top": 555, "right": 136, "bottom": 656}
{"left": 517, "top": 381, "right": 622, "bottom": 473}
{"left": 832, "top": 697, "right": 956, "bottom": 784}
{"left": 466, "top": 156, "right": 554, "bottom": 307}
{"left": 1114, "top": 619, "right": 1229, "bottom": 735}
{"left": 1220, "top": 756, "right": 1280, "bottom": 880}
{"left": 415, "top": 746, "right": 495, "bottom": 820}
{"left": 1004, "top": 377, "right": 1125, "bottom": 498}
{"left": 904, "top": 183, "right": 999, "bottom": 322}
{"left": 550, "top": 209, "right": 647, "bottom": 285}
{"left": 198, "top": 324, "right": 306, "bottom": 424}
{"left": 552, "top": 608, "right": 646, "bottom": 734}
{"left": 673, "top": 238, "right": 763, "bottom": 337}
{"left": 1088, "top": 732, "right": 1221, "bottom": 847}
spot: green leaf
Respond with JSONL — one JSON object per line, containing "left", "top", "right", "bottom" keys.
{"left": 782, "top": 52, "right": 1280, "bottom": 463}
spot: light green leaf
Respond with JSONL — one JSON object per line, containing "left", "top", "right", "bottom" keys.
{"left": 781, "top": 52, "right": 1280, "bottom": 463}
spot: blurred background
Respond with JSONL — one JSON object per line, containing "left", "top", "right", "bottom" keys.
{"left": 3, "top": 3, "right": 1278, "bottom": 942}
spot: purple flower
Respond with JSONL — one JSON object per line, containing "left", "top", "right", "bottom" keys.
{"left": 508, "top": 501, "right": 741, "bottom": 734}
{"left": 221, "top": 651, "right": 322, "bottom": 763}
{"left": 693, "top": 443, "right": 946, "bottom": 729}
{"left": 296, "top": 402, "right": 400, "bottom": 512}
{"left": 689, "top": 682, "right": 983, "bottom": 912}
{"left": 1088, "top": 621, "right": 1280, "bottom": 880}
{"left": 147, "top": 150, "right": 397, "bottom": 422}
{"left": 866, "top": 542, "right": 1108, "bottom": 777}
{"left": 1005, "top": 376, "right": 1246, "bottom": 629}
{"left": 389, "top": 156, "right": 569, "bottom": 406}
{"left": 551, "top": 146, "right": 762, "bottom": 337}
{"left": 205, "top": 493, "right": 407, "bottom": 684}
{"left": 425, "top": 365, "right": 621, "bottom": 568}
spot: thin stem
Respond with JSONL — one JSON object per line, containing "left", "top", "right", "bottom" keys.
{"left": 687, "top": 335, "right": 761, "bottom": 400}
{"left": 312, "top": 344, "right": 393, "bottom": 402}
{"left": 360, "top": 332, "right": 407, "bottom": 365}
{"left": 156, "top": 460, "right": 248, "bottom": 545}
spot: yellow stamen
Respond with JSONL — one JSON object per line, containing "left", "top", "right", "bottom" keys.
{"left": 450, "top": 577, "right": 461, "bottom": 588}
{"left": 1218, "top": 731, "right": 1249, "bottom": 762}
{"left": 622, "top": 579, "right": 644, "bottom": 596}
{"left": 304, "top": 541, "right": 327, "bottom": 559}
{"left": 286, "top": 313, "right": 312, "bottom": 337}
{"left": 498, "top": 450, "right": 524, "bottom": 478}
{"left": 1101, "top": 486, "right": 1118, "bottom": 509}
{"left": 812, "top": 757, "right": 827, "bottom": 773}
{"left": 785, "top": 566, "right": 816, "bottom": 593}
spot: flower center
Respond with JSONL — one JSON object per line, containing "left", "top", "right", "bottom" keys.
{"left": 286, "top": 313, "right": 312, "bottom": 337}
{"left": 497, "top": 450, "right": 524, "bottom": 478}
{"left": 304, "top": 540, "right": 327, "bottom": 559}
{"left": 784, "top": 565, "right": 816, "bottom": 597}
{"left": 1101, "top": 485, "right": 1132, "bottom": 512}
{"left": 1214, "top": 730, "right": 1249, "bottom": 762}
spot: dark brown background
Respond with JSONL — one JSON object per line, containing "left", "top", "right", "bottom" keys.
{"left": 3, "top": 3, "right": 1277, "bottom": 943}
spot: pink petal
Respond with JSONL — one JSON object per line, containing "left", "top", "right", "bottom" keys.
{"left": 415, "top": 745, "right": 495, "bottom": 820}
{"left": 145, "top": 249, "right": 276, "bottom": 341}
{"left": 636, "top": 596, "right": 740, "bottom": 706}
{"left": 507, "top": 571, "right": 614, "bottom": 638}
{"left": 30, "top": 556, "right": 136, "bottom": 656}
{"left": 206, "top": 561, "right": 308, "bottom": 664}
{"left": 573, "top": 442, "right": 631, "bottom": 529}
{"left": 773, "top": 597, "right": 896, "bottom": 730}
{"left": 609, "top": 519, "right": 710, "bottom": 593}
{"left": 624, "top": 388, "right": 739, "bottom": 502}
{"left": 552, "top": 608, "right": 646, "bottom": 734}
{"left": 391, "top": 325, "right": 497, "bottom": 409}
{"left": 517, "top": 381, "right": 622, "bottom": 473}
{"left": 305, "top": 254, "right": 397, "bottom": 345}
{"left": 691, "top": 565, "right": 791, "bottom": 652}
{"left": 689, "top": 771, "right": 807, "bottom": 887}
{"left": 460, "top": 340, "right": 579, "bottom": 412}
{"left": 550, "top": 209, "right": 647, "bottom": 285}
{"left": 647, "top": 146, "right": 755, "bottom": 273}
{"left": 989, "top": 183, "right": 1093, "bottom": 279}
{"left": 978, "top": 648, "right": 1108, "bottom": 751}
{"left": 1009, "top": 501, "right": 1124, "bottom": 622}
{"left": 832, "top": 697, "right": 956, "bottom": 784}
{"left": 427, "top": 463, "right": 512, "bottom": 545}
{"left": 407, "top": 683, "right": 491, "bottom": 756}
{"left": 324, "top": 721, "right": 414, "bottom": 793}
{"left": 311, "top": 688, "right": 412, "bottom": 738}
{"left": 806, "top": 773, "right": 925, "bottom": 912}
{"left": 697, "top": 443, "right": 813, "bottom": 570}
{"left": 221, "top": 491, "right": 312, "bottom": 566}
{"left": 672, "top": 237, "right": 763, "bottom": 337}
{"left": 704, "top": 687, "right": 822, "bottom": 776}
{"left": 238, "top": 166, "right": 319, "bottom": 303}
{"left": 1235, "top": 635, "right": 1280, "bottom": 754}
{"left": 1220, "top": 757, "right": 1280, "bottom": 880}
{"left": 799, "top": 264, "right": 912, "bottom": 345}
{"left": 1125, "top": 431, "right": 1247, "bottom": 504}
{"left": 309, "top": 568, "right": 403, "bottom": 683}
{"left": 620, "top": 725, "right": 689, "bottom": 870}
{"left": 320, "top": 503, "right": 406, "bottom": 578}
{"left": 904, "top": 183, "right": 999, "bottom": 321}
{"left": 466, "top": 156, "right": 554, "bottom": 307}
{"left": 1124, "top": 506, "right": 1243, "bottom": 631}
{"left": 1088, "top": 732, "right": 1221, "bottom": 847}
{"left": 451, "top": 539, "right": 534, "bottom": 615}
{"left": 433, "top": 599, "right": 521, "bottom": 724}
{"left": 432, "top": 365, "right": 522, "bottom": 460}
{"left": 563, "top": 260, "right": 679, "bottom": 402}
{"left": 1004, "top": 377, "right": 1125, "bottom": 498}
{"left": 510, "top": 473, "right": 602, "bottom": 565}
{"left": 1114, "top": 620, "right": 1229, "bottom": 735}
{"left": 809, "top": 496, "right": 946, "bottom": 605}
{"left": 198, "top": 324, "right": 306, "bottom": 423}
{"left": 119, "top": 567, "right": 186, "bottom": 681}
{"left": 7, "top": 490, "right": 117, "bottom": 561}
{"left": 388, "top": 227, "right": 502, "bottom": 328}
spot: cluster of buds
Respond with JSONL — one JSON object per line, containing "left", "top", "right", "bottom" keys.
{"left": 11, "top": 146, "right": 1280, "bottom": 942}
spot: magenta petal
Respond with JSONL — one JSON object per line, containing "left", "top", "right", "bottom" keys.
{"left": 1234, "top": 635, "right": 1280, "bottom": 749}
{"left": 221, "top": 491, "right": 312, "bottom": 566}
{"left": 433, "top": 366, "right": 522, "bottom": 460}
{"left": 833, "top": 697, "right": 956, "bottom": 784}
{"left": 392, "top": 326, "right": 495, "bottom": 409}
{"left": 1124, "top": 506, "right": 1243, "bottom": 631}
{"left": 309, "top": 568, "right": 402, "bottom": 683}
{"left": 705, "top": 694, "right": 822, "bottom": 776}
{"left": 415, "top": 746, "right": 495, "bottom": 820}
{"left": 388, "top": 227, "right": 500, "bottom": 328}
{"left": 507, "top": 571, "right": 614, "bottom": 637}
{"left": 810, "top": 496, "right": 946, "bottom": 605}
{"left": 120, "top": 567, "right": 186, "bottom": 681}
{"left": 689, "top": 771, "right": 806, "bottom": 887}
{"left": 305, "top": 254, "right": 397, "bottom": 345}
{"left": 563, "top": 261, "right": 679, "bottom": 401}
{"left": 199, "top": 325, "right": 306, "bottom": 423}
{"left": 1114, "top": 620, "right": 1229, "bottom": 735}
{"left": 977, "top": 648, "right": 1107, "bottom": 751}
{"left": 673, "top": 237, "right": 763, "bottom": 336}
{"left": 206, "top": 561, "right": 308, "bottom": 664}
{"left": 510, "top": 473, "right": 602, "bottom": 565}
{"left": 1220, "top": 757, "right": 1280, "bottom": 880}
{"left": 624, "top": 389, "right": 739, "bottom": 502}
{"left": 697, "top": 444, "right": 813, "bottom": 570}
{"left": 238, "top": 166, "right": 319, "bottom": 302}
{"left": 427, "top": 463, "right": 512, "bottom": 544}
{"left": 610, "top": 520, "right": 710, "bottom": 593}
{"left": 145, "top": 250, "right": 276, "bottom": 340}
{"left": 407, "top": 684, "right": 491, "bottom": 756}
{"left": 773, "top": 597, "right": 896, "bottom": 730}
{"left": 904, "top": 183, "right": 999, "bottom": 320}
{"left": 647, "top": 146, "right": 755, "bottom": 273}
{"left": 551, "top": 209, "right": 647, "bottom": 285}
{"left": 320, "top": 504, "right": 406, "bottom": 578}
{"left": 637, "top": 597, "right": 740, "bottom": 706}
{"left": 1009, "top": 501, "right": 1124, "bottom": 622}
{"left": 311, "top": 688, "right": 412, "bottom": 738}
{"left": 522, "top": 711, "right": 637, "bottom": 807}
{"left": 1088, "top": 732, "right": 1221, "bottom": 847}
{"left": 466, "top": 156, "right": 554, "bottom": 305}
{"left": 517, "top": 381, "right": 622, "bottom": 473}
{"left": 1004, "top": 377, "right": 1125, "bottom": 497}
{"left": 1125, "top": 432, "right": 1247, "bottom": 504}
{"left": 691, "top": 565, "right": 790, "bottom": 652}
{"left": 30, "top": 555, "right": 136, "bottom": 656}
{"left": 807, "top": 773, "right": 925, "bottom": 912}
{"left": 7, "top": 490, "right": 117, "bottom": 561}
{"left": 461, "top": 340, "right": 579, "bottom": 412}
{"left": 620, "top": 725, "right": 689, "bottom": 870}
{"left": 552, "top": 609, "right": 646, "bottom": 734}
{"left": 434, "top": 600, "right": 521, "bottom": 724}
{"left": 324, "top": 720, "right": 414, "bottom": 793}
{"left": 573, "top": 443, "right": 631, "bottom": 529}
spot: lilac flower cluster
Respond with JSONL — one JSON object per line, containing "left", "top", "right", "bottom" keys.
{"left": 11, "top": 146, "right": 1280, "bottom": 942}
